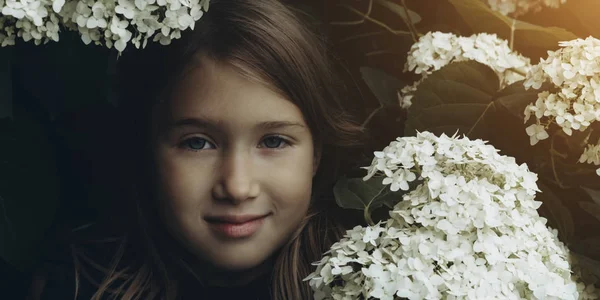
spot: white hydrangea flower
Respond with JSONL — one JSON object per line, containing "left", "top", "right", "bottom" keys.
{"left": 306, "top": 131, "right": 599, "bottom": 299}
{"left": 525, "top": 122, "right": 550, "bottom": 146}
{"left": 0, "top": 0, "right": 210, "bottom": 51}
{"left": 579, "top": 141, "right": 600, "bottom": 176}
{"left": 0, "top": 16, "right": 16, "bottom": 46}
{"left": 571, "top": 254, "right": 600, "bottom": 299}
{"left": 523, "top": 36, "right": 600, "bottom": 145}
{"left": 486, "top": 0, "right": 566, "bottom": 17}
{"left": 397, "top": 79, "right": 420, "bottom": 109}
{"left": 0, "top": 0, "right": 62, "bottom": 46}
{"left": 399, "top": 32, "right": 531, "bottom": 109}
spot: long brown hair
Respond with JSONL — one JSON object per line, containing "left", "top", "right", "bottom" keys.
{"left": 72, "top": 0, "right": 365, "bottom": 299}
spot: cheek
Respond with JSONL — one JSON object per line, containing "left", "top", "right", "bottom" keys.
{"left": 154, "top": 150, "right": 215, "bottom": 254}
{"left": 265, "top": 152, "right": 314, "bottom": 219}
{"left": 154, "top": 150, "right": 212, "bottom": 220}
{"left": 262, "top": 166, "right": 312, "bottom": 252}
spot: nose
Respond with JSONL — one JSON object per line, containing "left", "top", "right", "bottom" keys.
{"left": 212, "top": 150, "right": 260, "bottom": 204}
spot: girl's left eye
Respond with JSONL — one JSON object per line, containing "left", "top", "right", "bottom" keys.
{"left": 260, "top": 136, "right": 290, "bottom": 149}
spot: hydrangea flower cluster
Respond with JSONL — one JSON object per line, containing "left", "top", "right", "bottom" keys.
{"left": 579, "top": 141, "right": 600, "bottom": 176}
{"left": 0, "top": 0, "right": 62, "bottom": 46}
{"left": 523, "top": 37, "right": 600, "bottom": 145}
{"left": 399, "top": 32, "right": 531, "bottom": 108}
{"left": 486, "top": 0, "right": 566, "bottom": 17}
{"left": 306, "top": 131, "right": 598, "bottom": 299}
{"left": 0, "top": 0, "right": 210, "bottom": 51}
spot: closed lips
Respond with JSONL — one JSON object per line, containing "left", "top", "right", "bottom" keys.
{"left": 204, "top": 214, "right": 268, "bottom": 224}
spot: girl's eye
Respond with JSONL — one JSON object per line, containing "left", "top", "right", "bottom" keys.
{"left": 181, "top": 137, "right": 214, "bottom": 151}
{"left": 260, "top": 136, "right": 289, "bottom": 149}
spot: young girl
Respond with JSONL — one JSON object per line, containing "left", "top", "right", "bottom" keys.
{"left": 31, "top": 0, "right": 365, "bottom": 299}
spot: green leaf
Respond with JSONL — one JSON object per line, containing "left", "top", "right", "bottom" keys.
{"left": 578, "top": 201, "right": 600, "bottom": 223}
{"left": 552, "top": 155, "right": 600, "bottom": 190}
{"left": 511, "top": 20, "right": 578, "bottom": 51}
{"left": 537, "top": 182, "right": 575, "bottom": 244}
{"left": 581, "top": 187, "right": 600, "bottom": 206}
{"left": 448, "top": 0, "right": 578, "bottom": 51}
{"left": 375, "top": 0, "right": 421, "bottom": 25}
{"left": 495, "top": 81, "right": 539, "bottom": 121}
{"left": 404, "top": 61, "right": 499, "bottom": 139}
{"left": 360, "top": 67, "right": 405, "bottom": 107}
{"left": 0, "top": 47, "right": 12, "bottom": 119}
{"left": 569, "top": 252, "right": 600, "bottom": 283}
{"left": 572, "top": 237, "right": 600, "bottom": 261}
{"left": 333, "top": 176, "right": 406, "bottom": 212}
{"left": 0, "top": 117, "right": 59, "bottom": 271}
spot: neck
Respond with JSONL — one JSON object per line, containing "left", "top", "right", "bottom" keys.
{"left": 200, "top": 255, "right": 275, "bottom": 287}
{"left": 172, "top": 245, "right": 278, "bottom": 288}
{"left": 160, "top": 229, "right": 277, "bottom": 288}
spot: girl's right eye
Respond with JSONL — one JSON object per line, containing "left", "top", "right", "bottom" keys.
{"left": 180, "top": 137, "right": 215, "bottom": 151}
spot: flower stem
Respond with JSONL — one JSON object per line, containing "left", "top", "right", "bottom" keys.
{"left": 550, "top": 135, "right": 570, "bottom": 189}
{"left": 507, "top": 68, "right": 527, "bottom": 77}
{"left": 364, "top": 205, "right": 375, "bottom": 226}
{"left": 400, "top": 0, "right": 419, "bottom": 42}
{"left": 466, "top": 101, "right": 495, "bottom": 137}
{"left": 339, "top": 31, "right": 387, "bottom": 43}
{"left": 330, "top": 0, "right": 374, "bottom": 25}
{"left": 364, "top": 186, "right": 388, "bottom": 226}
{"left": 361, "top": 106, "right": 382, "bottom": 129}
{"left": 334, "top": 3, "right": 412, "bottom": 36}
{"left": 365, "top": 49, "right": 400, "bottom": 57}
{"left": 510, "top": 18, "right": 517, "bottom": 50}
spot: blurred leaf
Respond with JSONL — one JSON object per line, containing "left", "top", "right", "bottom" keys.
{"left": 334, "top": 176, "right": 406, "bottom": 212}
{"left": 375, "top": 0, "right": 421, "bottom": 25}
{"left": 547, "top": 129, "right": 600, "bottom": 165}
{"left": 570, "top": 252, "right": 600, "bottom": 283}
{"left": 582, "top": 187, "right": 600, "bottom": 206}
{"left": 495, "top": 81, "right": 539, "bottom": 121}
{"left": 512, "top": 20, "right": 578, "bottom": 50}
{"left": 578, "top": 201, "right": 600, "bottom": 223}
{"left": 572, "top": 237, "right": 600, "bottom": 261}
{"left": 404, "top": 61, "right": 499, "bottom": 139}
{"left": 0, "top": 117, "right": 59, "bottom": 272}
{"left": 555, "top": 159, "right": 600, "bottom": 190}
{"left": 0, "top": 47, "right": 12, "bottom": 119}
{"left": 360, "top": 67, "right": 405, "bottom": 107}
{"left": 537, "top": 182, "right": 575, "bottom": 243}
{"left": 448, "top": 0, "right": 578, "bottom": 51}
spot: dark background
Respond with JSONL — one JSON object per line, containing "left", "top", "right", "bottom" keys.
{"left": 4, "top": 0, "right": 597, "bottom": 298}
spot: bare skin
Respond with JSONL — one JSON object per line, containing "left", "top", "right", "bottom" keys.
{"left": 154, "top": 57, "right": 319, "bottom": 285}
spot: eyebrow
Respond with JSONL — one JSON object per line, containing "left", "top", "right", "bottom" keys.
{"left": 169, "top": 118, "right": 306, "bottom": 131}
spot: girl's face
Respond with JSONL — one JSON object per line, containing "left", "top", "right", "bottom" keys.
{"left": 154, "top": 57, "right": 317, "bottom": 271}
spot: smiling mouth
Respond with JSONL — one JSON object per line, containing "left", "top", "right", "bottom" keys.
{"left": 204, "top": 214, "right": 269, "bottom": 224}
{"left": 205, "top": 214, "right": 270, "bottom": 239}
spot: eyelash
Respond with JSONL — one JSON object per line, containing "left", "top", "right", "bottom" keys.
{"left": 178, "top": 135, "right": 292, "bottom": 152}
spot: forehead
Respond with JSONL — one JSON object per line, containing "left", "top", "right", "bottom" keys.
{"left": 164, "top": 57, "right": 306, "bottom": 126}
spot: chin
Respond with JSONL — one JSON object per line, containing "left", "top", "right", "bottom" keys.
{"left": 195, "top": 242, "right": 272, "bottom": 271}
